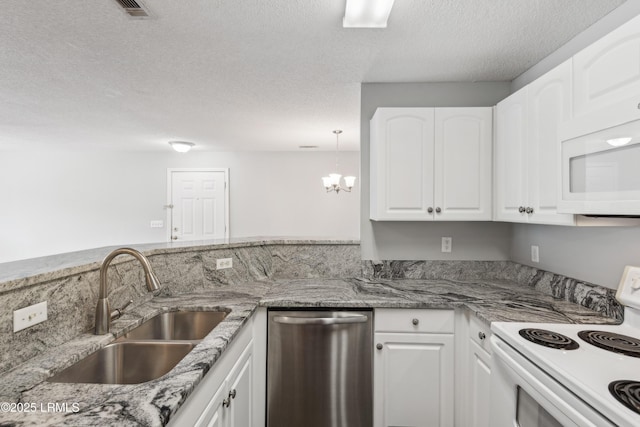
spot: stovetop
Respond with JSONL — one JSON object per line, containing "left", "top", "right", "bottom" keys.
{"left": 492, "top": 266, "right": 640, "bottom": 425}
{"left": 493, "top": 321, "right": 640, "bottom": 425}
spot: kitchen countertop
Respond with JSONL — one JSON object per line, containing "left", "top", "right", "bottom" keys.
{"left": 0, "top": 277, "right": 618, "bottom": 426}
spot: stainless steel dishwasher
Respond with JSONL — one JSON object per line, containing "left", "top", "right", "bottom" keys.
{"left": 267, "top": 309, "right": 373, "bottom": 427}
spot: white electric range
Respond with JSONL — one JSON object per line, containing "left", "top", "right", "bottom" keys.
{"left": 490, "top": 266, "right": 640, "bottom": 427}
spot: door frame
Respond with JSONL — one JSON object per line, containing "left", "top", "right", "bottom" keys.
{"left": 166, "top": 168, "right": 230, "bottom": 242}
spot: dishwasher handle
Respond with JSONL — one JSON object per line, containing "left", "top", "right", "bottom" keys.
{"left": 273, "top": 314, "right": 368, "bottom": 325}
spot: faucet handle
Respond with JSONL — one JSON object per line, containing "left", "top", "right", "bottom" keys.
{"left": 110, "top": 299, "right": 133, "bottom": 321}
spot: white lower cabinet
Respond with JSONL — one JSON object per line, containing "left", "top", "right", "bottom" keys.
{"left": 169, "top": 309, "right": 266, "bottom": 427}
{"left": 456, "top": 311, "right": 492, "bottom": 427}
{"left": 374, "top": 309, "right": 455, "bottom": 427}
{"left": 197, "top": 343, "right": 253, "bottom": 427}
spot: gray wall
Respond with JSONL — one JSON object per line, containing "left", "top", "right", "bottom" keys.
{"left": 360, "top": 82, "right": 513, "bottom": 260}
{"left": 510, "top": 223, "right": 640, "bottom": 289}
{"left": 0, "top": 150, "right": 360, "bottom": 262}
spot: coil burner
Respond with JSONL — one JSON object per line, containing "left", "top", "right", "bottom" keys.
{"left": 609, "top": 380, "right": 640, "bottom": 415}
{"left": 578, "top": 330, "right": 640, "bottom": 358}
{"left": 518, "top": 328, "right": 579, "bottom": 350}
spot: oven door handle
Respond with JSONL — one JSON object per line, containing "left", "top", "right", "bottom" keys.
{"left": 492, "top": 337, "right": 616, "bottom": 427}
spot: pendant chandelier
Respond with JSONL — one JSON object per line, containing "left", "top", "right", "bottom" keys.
{"left": 322, "top": 130, "right": 356, "bottom": 194}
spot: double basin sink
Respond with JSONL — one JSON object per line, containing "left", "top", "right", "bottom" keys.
{"left": 49, "top": 310, "right": 228, "bottom": 385}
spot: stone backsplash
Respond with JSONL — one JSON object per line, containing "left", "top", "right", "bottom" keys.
{"left": 1, "top": 242, "right": 624, "bottom": 376}
{"left": 362, "top": 260, "right": 624, "bottom": 322}
{"left": 0, "top": 241, "right": 360, "bottom": 375}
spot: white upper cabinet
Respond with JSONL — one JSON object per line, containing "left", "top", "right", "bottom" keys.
{"left": 495, "top": 61, "right": 575, "bottom": 225}
{"left": 370, "top": 108, "right": 435, "bottom": 220}
{"left": 495, "top": 88, "right": 528, "bottom": 223}
{"left": 371, "top": 107, "right": 492, "bottom": 221}
{"left": 572, "top": 14, "right": 640, "bottom": 132}
{"left": 435, "top": 108, "right": 493, "bottom": 221}
{"left": 526, "top": 61, "right": 575, "bottom": 225}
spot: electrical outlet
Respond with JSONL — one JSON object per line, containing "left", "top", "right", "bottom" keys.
{"left": 531, "top": 245, "right": 540, "bottom": 263}
{"left": 150, "top": 220, "right": 164, "bottom": 228}
{"left": 441, "top": 237, "right": 452, "bottom": 253}
{"left": 216, "top": 258, "right": 233, "bottom": 270}
{"left": 14, "top": 301, "right": 48, "bottom": 332}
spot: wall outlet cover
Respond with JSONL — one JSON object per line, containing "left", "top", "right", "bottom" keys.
{"left": 150, "top": 220, "right": 164, "bottom": 228}
{"left": 216, "top": 258, "right": 233, "bottom": 270}
{"left": 441, "top": 237, "right": 452, "bottom": 253}
{"left": 14, "top": 301, "right": 48, "bottom": 332}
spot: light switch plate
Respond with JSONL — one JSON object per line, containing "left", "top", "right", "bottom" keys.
{"left": 531, "top": 245, "right": 539, "bottom": 263}
{"left": 14, "top": 301, "right": 48, "bottom": 332}
{"left": 216, "top": 258, "right": 233, "bottom": 270}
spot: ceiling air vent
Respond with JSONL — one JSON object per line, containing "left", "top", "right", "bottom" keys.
{"left": 113, "top": 0, "right": 151, "bottom": 18}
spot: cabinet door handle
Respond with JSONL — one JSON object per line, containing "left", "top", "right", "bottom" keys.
{"left": 376, "top": 343, "right": 383, "bottom": 350}
{"left": 229, "top": 389, "right": 236, "bottom": 399}
{"left": 518, "top": 206, "right": 526, "bottom": 213}
{"left": 526, "top": 207, "right": 534, "bottom": 214}
{"left": 478, "top": 332, "right": 486, "bottom": 341}
{"left": 435, "top": 207, "right": 441, "bottom": 213}
{"left": 223, "top": 397, "right": 230, "bottom": 408}
{"left": 412, "top": 318, "right": 419, "bottom": 325}
{"left": 427, "top": 207, "right": 433, "bottom": 213}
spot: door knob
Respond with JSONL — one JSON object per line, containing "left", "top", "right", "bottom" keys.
{"left": 518, "top": 206, "right": 525, "bottom": 213}
{"left": 412, "top": 318, "right": 419, "bottom": 325}
{"left": 171, "top": 236, "right": 178, "bottom": 240}
{"left": 229, "top": 389, "right": 236, "bottom": 399}
{"left": 526, "top": 207, "right": 534, "bottom": 214}
{"left": 427, "top": 207, "right": 433, "bottom": 213}
{"left": 376, "top": 343, "right": 383, "bottom": 350}
{"left": 478, "top": 332, "right": 486, "bottom": 341}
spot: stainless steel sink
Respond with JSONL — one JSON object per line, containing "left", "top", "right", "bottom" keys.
{"left": 117, "top": 310, "right": 228, "bottom": 341}
{"left": 48, "top": 310, "right": 229, "bottom": 384}
{"left": 48, "top": 341, "right": 196, "bottom": 384}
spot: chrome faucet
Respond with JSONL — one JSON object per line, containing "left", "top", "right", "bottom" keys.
{"left": 95, "top": 248, "right": 161, "bottom": 335}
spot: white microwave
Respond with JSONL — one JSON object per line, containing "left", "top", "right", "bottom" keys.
{"left": 559, "top": 118, "right": 640, "bottom": 215}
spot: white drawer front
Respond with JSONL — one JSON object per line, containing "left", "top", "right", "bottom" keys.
{"left": 374, "top": 309, "right": 455, "bottom": 333}
{"left": 469, "top": 314, "right": 492, "bottom": 354}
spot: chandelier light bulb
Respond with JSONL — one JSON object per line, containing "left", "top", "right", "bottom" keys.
{"left": 322, "top": 130, "right": 356, "bottom": 194}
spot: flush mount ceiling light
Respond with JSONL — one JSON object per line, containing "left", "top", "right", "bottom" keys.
{"left": 606, "top": 137, "right": 632, "bottom": 147}
{"left": 322, "top": 130, "right": 356, "bottom": 194}
{"left": 343, "top": 0, "right": 396, "bottom": 28}
{"left": 168, "top": 141, "right": 195, "bottom": 153}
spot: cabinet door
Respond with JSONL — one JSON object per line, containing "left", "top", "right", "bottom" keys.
{"left": 468, "top": 340, "right": 492, "bottom": 427}
{"left": 526, "top": 60, "right": 575, "bottom": 226}
{"left": 370, "top": 108, "right": 435, "bottom": 220}
{"left": 227, "top": 342, "right": 253, "bottom": 427}
{"left": 573, "top": 14, "right": 640, "bottom": 126}
{"left": 374, "top": 332, "right": 454, "bottom": 427}
{"left": 494, "top": 88, "right": 528, "bottom": 222}
{"left": 434, "top": 108, "right": 492, "bottom": 221}
{"left": 195, "top": 380, "right": 229, "bottom": 427}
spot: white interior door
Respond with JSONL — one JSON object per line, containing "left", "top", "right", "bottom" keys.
{"left": 168, "top": 169, "right": 228, "bottom": 241}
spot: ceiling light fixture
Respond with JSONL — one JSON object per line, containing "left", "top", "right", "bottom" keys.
{"left": 169, "top": 141, "right": 195, "bottom": 153}
{"left": 343, "top": 0, "right": 395, "bottom": 28}
{"left": 322, "top": 130, "right": 356, "bottom": 194}
{"left": 606, "top": 137, "right": 632, "bottom": 147}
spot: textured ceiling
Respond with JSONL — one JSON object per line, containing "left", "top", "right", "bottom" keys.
{"left": 0, "top": 0, "right": 626, "bottom": 151}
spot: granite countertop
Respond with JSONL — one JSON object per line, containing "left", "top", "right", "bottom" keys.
{"left": 0, "top": 277, "right": 618, "bottom": 426}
